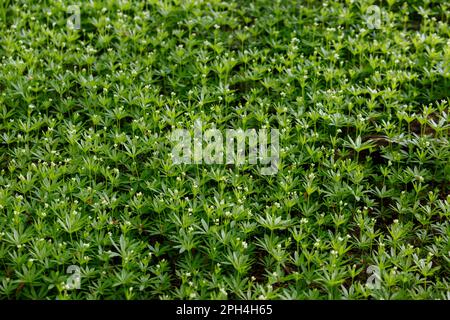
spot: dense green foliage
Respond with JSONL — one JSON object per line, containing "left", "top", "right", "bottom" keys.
{"left": 0, "top": 0, "right": 449, "bottom": 299}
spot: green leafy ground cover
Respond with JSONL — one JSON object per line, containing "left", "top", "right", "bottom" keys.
{"left": 0, "top": 0, "right": 449, "bottom": 299}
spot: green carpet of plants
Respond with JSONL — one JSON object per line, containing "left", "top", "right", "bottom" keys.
{"left": 0, "top": 0, "right": 449, "bottom": 300}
